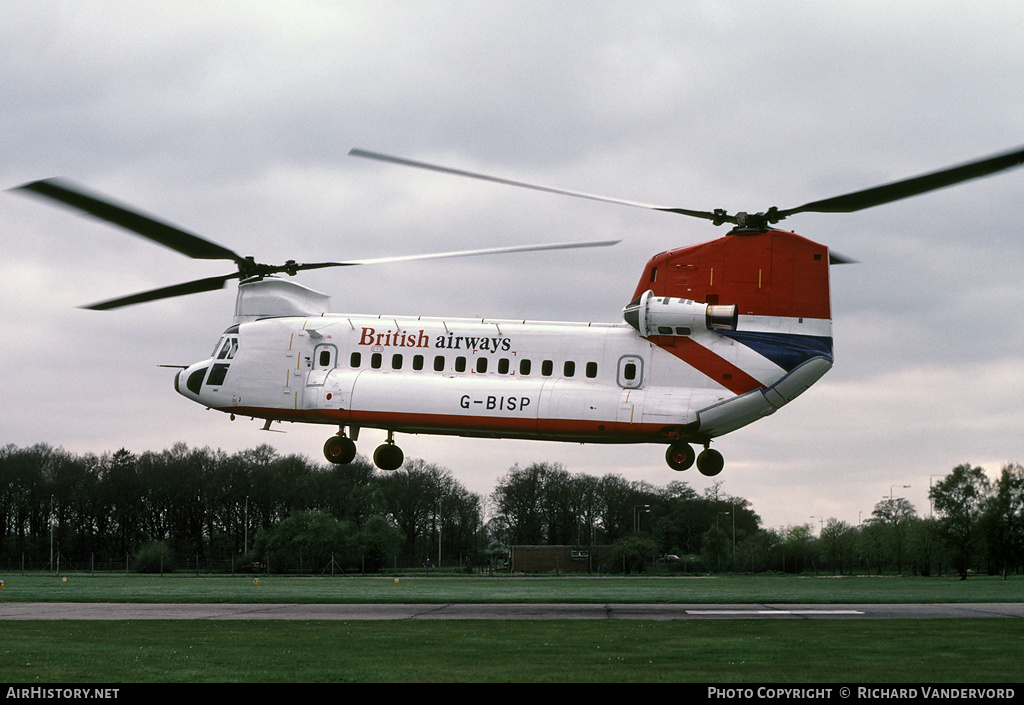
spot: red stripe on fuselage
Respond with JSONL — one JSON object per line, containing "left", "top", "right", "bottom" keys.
{"left": 223, "top": 405, "right": 675, "bottom": 443}
{"left": 647, "top": 336, "right": 763, "bottom": 395}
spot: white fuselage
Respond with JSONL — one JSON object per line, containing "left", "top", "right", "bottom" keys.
{"left": 175, "top": 307, "right": 832, "bottom": 446}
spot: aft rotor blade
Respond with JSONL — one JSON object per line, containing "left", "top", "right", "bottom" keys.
{"left": 13, "top": 178, "right": 248, "bottom": 264}
{"left": 350, "top": 149, "right": 726, "bottom": 223}
{"left": 776, "top": 144, "right": 1024, "bottom": 219}
{"left": 83, "top": 273, "right": 240, "bottom": 310}
{"left": 828, "top": 250, "right": 857, "bottom": 265}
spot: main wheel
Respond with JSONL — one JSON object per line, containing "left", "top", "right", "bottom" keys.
{"left": 696, "top": 448, "right": 724, "bottom": 476}
{"left": 323, "top": 436, "right": 356, "bottom": 464}
{"left": 373, "top": 443, "right": 404, "bottom": 471}
{"left": 665, "top": 442, "right": 696, "bottom": 471}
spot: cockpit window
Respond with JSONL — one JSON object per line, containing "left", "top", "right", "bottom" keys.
{"left": 215, "top": 337, "right": 239, "bottom": 360}
{"left": 205, "top": 336, "right": 238, "bottom": 386}
{"left": 187, "top": 367, "right": 207, "bottom": 395}
{"left": 206, "top": 363, "right": 230, "bottom": 386}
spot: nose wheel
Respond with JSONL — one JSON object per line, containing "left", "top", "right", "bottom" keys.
{"left": 323, "top": 435, "right": 356, "bottom": 465}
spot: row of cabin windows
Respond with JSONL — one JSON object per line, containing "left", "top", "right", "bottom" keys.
{"left": 347, "top": 351, "right": 599, "bottom": 379}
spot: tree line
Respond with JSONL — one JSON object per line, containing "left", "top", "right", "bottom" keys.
{"left": 1, "top": 443, "right": 1020, "bottom": 577}
{"left": 0, "top": 442, "right": 483, "bottom": 573}
{"left": 813, "top": 463, "right": 1024, "bottom": 579}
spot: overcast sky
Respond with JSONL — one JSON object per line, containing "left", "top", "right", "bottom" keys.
{"left": 2, "top": 1, "right": 1022, "bottom": 531}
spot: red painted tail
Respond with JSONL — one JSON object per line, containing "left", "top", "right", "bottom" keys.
{"left": 631, "top": 229, "right": 831, "bottom": 321}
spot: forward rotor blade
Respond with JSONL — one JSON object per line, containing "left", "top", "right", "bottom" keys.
{"left": 311, "top": 238, "right": 620, "bottom": 268}
{"left": 776, "top": 144, "right": 1024, "bottom": 219}
{"left": 83, "top": 273, "right": 239, "bottom": 310}
{"left": 86, "top": 240, "right": 616, "bottom": 309}
{"left": 350, "top": 149, "right": 726, "bottom": 223}
{"left": 12, "top": 178, "right": 248, "bottom": 264}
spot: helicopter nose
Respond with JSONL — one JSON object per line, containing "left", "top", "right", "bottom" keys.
{"left": 176, "top": 361, "right": 210, "bottom": 401}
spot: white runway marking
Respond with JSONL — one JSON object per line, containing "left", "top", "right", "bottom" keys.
{"left": 686, "top": 609, "right": 864, "bottom": 615}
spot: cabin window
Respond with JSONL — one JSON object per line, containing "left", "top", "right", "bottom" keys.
{"left": 617, "top": 355, "right": 644, "bottom": 389}
{"left": 313, "top": 344, "right": 337, "bottom": 371}
{"left": 455, "top": 357, "right": 467, "bottom": 373}
{"left": 413, "top": 355, "right": 424, "bottom": 371}
{"left": 586, "top": 362, "right": 598, "bottom": 378}
{"left": 542, "top": 360, "right": 553, "bottom": 377}
{"left": 564, "top": 361, "right": 576, "bottom": 377}
{"left": 498, "top": 358, "right": 510, "bottom": 374}
{"left": 520, "top": 359, "right": 532, "bottom": 375}
{"left": 434, "top": 355, "right": 445, "bottom": 372}
{"left": 476, "top": 358, "right": 488, "bottom": 373}
{"left": 392, "top": 354, "right": 403, "bottom": 370}
{"left": 371, "top": 353, "right": 382, "bottom": 369}
{"left": 350, "top": 352, "right": 361, "bottom": 367}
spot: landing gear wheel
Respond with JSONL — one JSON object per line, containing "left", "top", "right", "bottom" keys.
{"left": 665, "top": 442, "right": 696, "bottom": 471}
{"left": 696, "top": 448, "right": 724, "bottom": 477}
{"left": 323, "top": 436, "right": 356, "bottom": 465}
{"left": 373, "top": 442, "right": 404, "bottom": 471}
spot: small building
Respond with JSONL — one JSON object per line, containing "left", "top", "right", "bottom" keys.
{"left": 509, "top": 545, "right": 614, "bottom": 574}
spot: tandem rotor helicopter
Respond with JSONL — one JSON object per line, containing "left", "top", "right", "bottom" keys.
{"left": 13, "top": 144, "right": 1024, "bottom": 475}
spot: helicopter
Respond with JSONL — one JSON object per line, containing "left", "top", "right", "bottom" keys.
{"left": 12, "top": 144, "right": 1024, "bottom": 474}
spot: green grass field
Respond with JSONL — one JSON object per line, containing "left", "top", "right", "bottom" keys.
{"left": 2, "top": 619, "right": 1022, "bottom": 683}
{"left": 2, "top": 571, "right": 1023, "bottom": 604}
{"left": 1, "top": 573, "right": 1022, "bottom": 682}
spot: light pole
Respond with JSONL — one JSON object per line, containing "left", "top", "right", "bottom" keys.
{"left": 731, "top": 501, "right": 736, "bottom": 561}
{"left": 929, "top": 476, "right": 942, "bottom": 517}
{"left": 633, "top": 504, "right": 650, "bottom": 532}
{"left": 885, "top": 485, "right": 910, "bottom": 576}
{"left": 888, "top": 484, "right": 910, "bottom": 501}
{"left": 244, "top": 495, "right": 249, "bottom": 555}
{"left": 715, "top": 511, "right": 730, "bottom": 572}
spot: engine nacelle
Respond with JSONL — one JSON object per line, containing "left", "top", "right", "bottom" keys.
{"left": 622, "top": 289, "right": 737, "bottom": 337}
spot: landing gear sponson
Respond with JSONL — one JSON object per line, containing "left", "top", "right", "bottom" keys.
{"left": 666, "top": 441, "right": 723, "bottom": 476}
{"left": 324, "top": 428, "right": 404, "bottom": 471}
